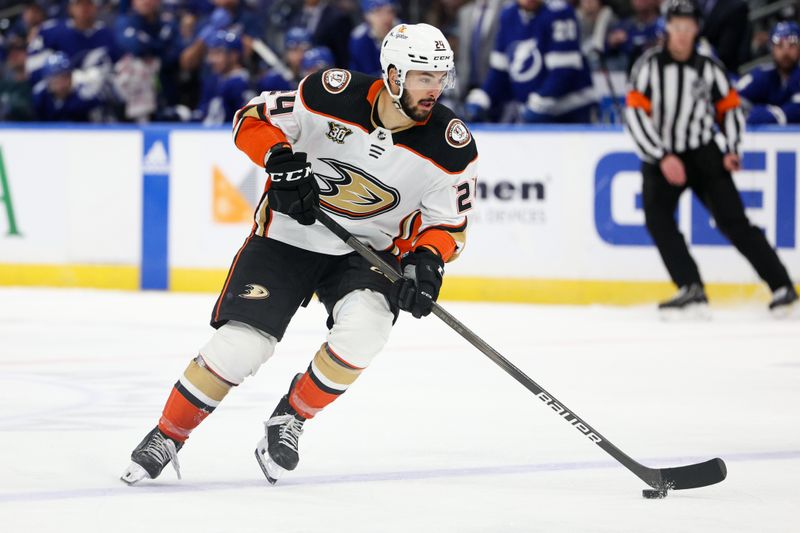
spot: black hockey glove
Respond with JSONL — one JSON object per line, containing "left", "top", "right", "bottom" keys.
{"left": 265, "top": 147, "right": 319, "bottom": 226}
{"left": 389, "top": 248, "right": 444, "bottom": 319}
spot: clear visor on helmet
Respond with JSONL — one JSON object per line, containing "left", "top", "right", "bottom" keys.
{"left": 402, "top": 68, "right": 456, "bottom": 92}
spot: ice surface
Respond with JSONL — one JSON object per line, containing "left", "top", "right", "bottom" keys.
{"left": 0, "top": 288, "right": 798, "bottom": 532}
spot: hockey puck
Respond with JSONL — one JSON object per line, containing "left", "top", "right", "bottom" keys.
{"left": 642, "top": 489, "right": 668, "bottom": 499}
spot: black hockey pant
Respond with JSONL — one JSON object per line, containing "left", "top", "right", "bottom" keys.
{"left": 641, "top": 143, "right": 792, "bottom": 291}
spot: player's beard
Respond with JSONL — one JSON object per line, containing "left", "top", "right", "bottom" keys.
{"left": 400, "top": 91, "right": 435, "bottom": 122}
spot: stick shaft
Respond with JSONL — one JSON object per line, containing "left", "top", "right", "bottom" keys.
{"left": 311, "top": 206, "right": 662, "bottom": 485}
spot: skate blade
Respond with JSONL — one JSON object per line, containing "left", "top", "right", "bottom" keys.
{"left": 770, "top": 302, "right": 797, "bottom": 319}
{"left": 254, "top": 441, "right": 287, "bottom": 485}
{"left": 120, "top": 462, "right": 150, "bottom": 485}
{"left": 659, "top": 303, "right": 711, "bottom": 322}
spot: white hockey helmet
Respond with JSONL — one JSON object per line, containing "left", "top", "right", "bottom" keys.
{"left": 379, "top": 23, "right": 455, "bottom": 102}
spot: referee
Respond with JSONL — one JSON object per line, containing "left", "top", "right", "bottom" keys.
{"left": 624, "top": 0, "right": 797, "bottom": 316}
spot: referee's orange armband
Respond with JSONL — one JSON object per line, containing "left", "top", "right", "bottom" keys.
{"left": 626, "top": 91, "right": 652, "bottom": 115}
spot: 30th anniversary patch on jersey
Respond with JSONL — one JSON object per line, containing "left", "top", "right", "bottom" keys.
{"left": 326, "top": 121, "right": 353, "bottom": 144}
{"left": 445, "top": 119, "right": 471, "bottom": 148}
{"left": 322, "top": 69, "right": 352, "bottom": 94}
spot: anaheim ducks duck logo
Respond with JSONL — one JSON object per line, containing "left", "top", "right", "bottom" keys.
{"left": 315, "top": 158, "right": 400, "bottom": 219}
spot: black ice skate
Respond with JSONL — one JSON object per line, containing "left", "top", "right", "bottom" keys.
{"left": 769, "top": 285, "right": 798, "bottom": 316}
{"left": 658, "top": 283, "right": 709, "bottom": 320}
{"left": 120, "top": 426, "right": 183, "bottom": 485}
{"left": 254, "top": 374, "right": 306, "bottom": 485}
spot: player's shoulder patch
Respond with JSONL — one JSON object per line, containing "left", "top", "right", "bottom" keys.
{"left": 299, "top": 69, "right": 376, "bottom": 129}
{"left": 321, "top": 69, "right": 352, "bottom": 94}
{"left": 445, "top": 118, "right": 472, "bottom": 149}
{"left": 394, "top": 105, "right": 477, "bottom": 173}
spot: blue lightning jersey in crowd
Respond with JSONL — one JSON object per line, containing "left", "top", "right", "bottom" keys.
{"left": 256, "top": 70, "right": 297, "bottom": 92}
{"left": 607, "top": 17, "right": 660, "bottom": 69}
{"left": 27, "top": 20, "right": 118, "bottom": 85}
{"left": 196, "top": 68, "right": 253, "bottom": 126}
{"left": 32, "top": 83, "right": 103, "bottom": 122}
{"left": 736, "top": 64, "right": 800, "bottom": 125}
{"left": 114, "top": 12, "right": 180, "bottom": 61}
{"left": 470, "top": 0, "right": 596, "bottom": 122}
{"left": 349, "top": 23, "right": 382, "bottom": 76}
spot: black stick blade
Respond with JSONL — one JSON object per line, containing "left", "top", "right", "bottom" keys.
{"left": 659, "top": 457, "right": 727, "bottom": 490}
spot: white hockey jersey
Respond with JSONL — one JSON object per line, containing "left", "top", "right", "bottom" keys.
{"left": 232, "top": 69, "right": 479, "bottom": 263}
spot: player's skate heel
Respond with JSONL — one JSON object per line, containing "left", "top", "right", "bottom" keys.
{"left": 254, "top": 374, "right": 306, "bottom": 485}
{"left": 658, "top": 283, "right": 710, "bottom": 321}
{"left": 769, "top": 285, "right": 798, "bottom": 318}
{"left": 121, "top": 426, "right": 183, "bottom": 485}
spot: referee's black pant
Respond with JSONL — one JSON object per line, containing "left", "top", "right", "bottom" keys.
{"left": 642, "top": 143, "right": 792, "bottom": 291}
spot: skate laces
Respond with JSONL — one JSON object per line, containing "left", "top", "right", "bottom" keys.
{"left": 144, "top": 432, "right": 182, "bottom": 480}
{"left": 266, "top": 415, "right": 305, "bottom": 452}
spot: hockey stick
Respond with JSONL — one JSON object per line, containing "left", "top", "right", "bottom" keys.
{"left": 251, "top": 37, "right": 294, "bottom": 81}
{"left": 593, "top": 48, "right": 626, "bottom": 125}
{"left": 312, "top": 205, "right": 727, "bottom": 492}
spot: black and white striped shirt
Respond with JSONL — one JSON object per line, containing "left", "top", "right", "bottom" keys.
{"left": 624, "top": 46, "right": 745, "bottom": 163}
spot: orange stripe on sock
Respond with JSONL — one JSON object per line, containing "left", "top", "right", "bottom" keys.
{"left": 288, "top": 372, "right": 338, "bottom": 419}
{"left": 158, "top": 386, "right": 211, "bottom": 442}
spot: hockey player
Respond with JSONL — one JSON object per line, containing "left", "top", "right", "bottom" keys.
{"left": 736, "top": 22, "right": 800, "bottom": 125}
{"left": 465, "top": 0, "right": 596, "bottom": 123}
{"left": 349, "top": 0, "right": 400, "bottom": 76}
{"left": 121, "top": 22, "right": 478, "bottom": 485}
{"left": 195, "top": 30, "right": 253, "bottom": 125}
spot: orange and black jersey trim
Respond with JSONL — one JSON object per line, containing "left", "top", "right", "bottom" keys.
{"left": 300, "top": 69, "right": 478, "bottom": 174}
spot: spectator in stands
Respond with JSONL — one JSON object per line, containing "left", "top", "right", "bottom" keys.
{"left": 605, "top": 0, "right": 660, "bottom": 72}
{"left": 9, "top": 2, "right": 48, "bottom": 46}
{"left": 737, "top": 22, "right": 800, "bottom": 125}
{"left": 300, "top": 45, "right": 334, "bottom": 77}
{"left": 0, "top": 37, "right": 34, "bottom": 121}
{"left": 114, "top": 0, "right": 182, "bottom": 121}
{"left": 465, "top": 0, "right": 596, "bottom": 123}
{"left": 180, "top": 0, "right": 262, "bottom": 73}
{"left": 175, "top": 7, "right": 202, "bottom": 110}
{"left": 195, "top": 30, "right": 252, "bottom": 125}
{"left": 256, "top": 27, "right": 312, "bottom": 92}
{"left": 576, "top": 0, "right": 617, "bottom": 69}
{"left": 698, "top": 0, "right": 750, "bottom": 73}
{"left": 32, "top": 51, "right": 104, "bottom": 121}
{"left": 454, "top": 0, "right": 503, "bottom": 100}
{"left": 26, "top": 0, "right": 118, "bottom": 86}
{"left": 350, "top": 0, "right": 399, "bottom": 76}
{"left": 290, "top": 0, "right": 353, "bottom": 68}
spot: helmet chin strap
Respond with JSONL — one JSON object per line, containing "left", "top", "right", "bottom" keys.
{"left": 384, "top": 71, "right": 413, "bottom": 120}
